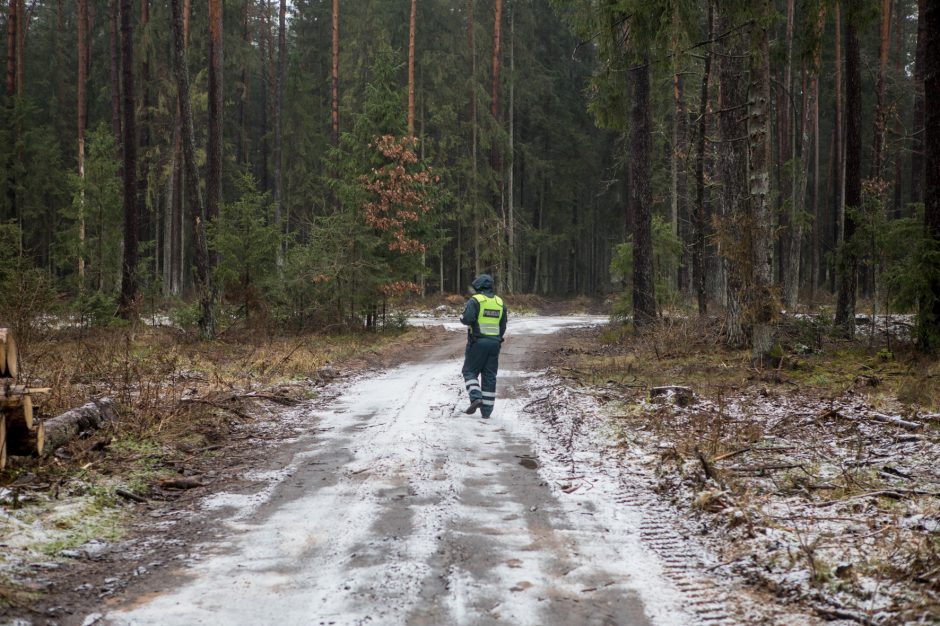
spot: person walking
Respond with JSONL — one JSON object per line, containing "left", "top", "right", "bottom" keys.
{"left": 460, "top": 274, "right": 507, "bottom": 418}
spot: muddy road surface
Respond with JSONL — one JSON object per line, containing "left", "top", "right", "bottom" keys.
{"left": 103, "top": 316, "right": 698, "bottom": 626}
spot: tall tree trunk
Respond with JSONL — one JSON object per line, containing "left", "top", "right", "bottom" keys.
{"left": 207, "top": 0, "right": 222, "bottom": 230}
{"left": 631, "top": 59, "right": 655, "bottom": 331}
{"left": 778, "top": 0, "right": 795, "bottom": 291}
{"left": 921, "top": 0, "right": 940, "bottom": 351}
{"left": 108, "top": 0, "right": 121, "bottom": 148}
{"left": 785, "top": 5, "right": 826, "bottom": 309}
{"left": 170, "top": 0, "right": 211, "bottom": 336}
{"left": 331, "top": 0, "right": 339, "bottom": 148}
{"left": 118, "top": 0, "right": 138, "bottom": 317}
{"left": 468, "top": 0, "right": 479, "bottom": 275}
{"left": 330, "top": 0, "right": 339, "bottom": 209}
{"left": 811, "top": 47, "right": 821, "bottom": 302}
{"left": 14, "top": 0, "right": 22, "bottom": 97}
{"left": 258, "top": 1, "right": 269, "bottom": 191}
{"left": 407, "top": 0, "right": 416, "bottom": 136}
{"left": 675, "top": 74, "right": 690, "bottom": 296}
{"left": 238, "top": 0, "right": 251, "bottom": 164}
{"left": 911, "top": 0, "right": 926, "bottom": 206}
{"left": 506, "top": 6, "right": 515, "bottom": 293}
{"left": 490, "top": 0, "right": 502, "bottom": 123}
{"left": 836, "top": 17, "right": 862, "bottom": 336}
{"left": 273, "top": 0, "right": 285, "bottom": 267}
{"left": 138, "top": 0, "right": 151, "bottom": 268}
{"left": 693, "top": 1, "right": 713, "bottom": 315}
{"left": 77, "top": 0, "right": 88, "bottom": 282}
{"left": 6, "top": 0, "right": 14, "bottom": 100}
{"left": 718, "top": 6, "right": 747, "bottom": 347}
{"left": 671, "top": 73, "right": 680, "bottom": 293}
{"left": 873, "top": 0, "right": 892, "bottom": 180}
{"left": 166, "top": 0, "right": 189, "bottom": 297}
{"left": 5, "top": 0, "right": 17, "bottom": 225}
{"left": 747, "top": 3, "right": 775, "bottom": 361}
{"left": 832, "top": 2, "right": 844, "bottom": 294}
{"left": 891, "top": 0, "right": 904, "bottom": 217}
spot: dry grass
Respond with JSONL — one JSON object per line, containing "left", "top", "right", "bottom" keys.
{"left": 5, "top": 324, "right": 421, "bottom": 475}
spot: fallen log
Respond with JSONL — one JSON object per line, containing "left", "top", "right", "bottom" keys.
{"left": 41, "top": 398, "right": 118, "bottom": 455}
{"left": 0, "top": 328, "right": 16, "bottom": 378}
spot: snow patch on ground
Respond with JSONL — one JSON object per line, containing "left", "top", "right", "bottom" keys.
{"left": 105, "top": 315, "right": 716, "bottom": 626}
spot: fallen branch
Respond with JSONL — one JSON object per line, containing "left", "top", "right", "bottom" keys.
{"left": 870, "top": 412, "right": 921, "bottom": 431}
{"left": 115, "top": 488, "right": 148, "bottom": 503}
{"left": 815, "top": 488, "right": 940, "bottom": 508}
{"left": 730, "top": 463, "right": 803, "bottom": 473}
{"left": 812, "top": 603, "right": 879, "bottom": 626}
{"left": 238, "top": 393, "right": 300, "bottom": 406}
{"left": 712, "top": 447, "right": 751, "bottom": 462}
{"left": 158, "top": 477, "right": 204, "bottom": 490}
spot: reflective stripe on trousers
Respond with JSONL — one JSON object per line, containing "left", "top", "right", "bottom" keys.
{"left": 461, "top": 337, "right": 500, "bottom": 416}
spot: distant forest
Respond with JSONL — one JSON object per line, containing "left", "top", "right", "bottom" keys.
{"left": 1, "top": 0, "right": 939, "bottom": 354}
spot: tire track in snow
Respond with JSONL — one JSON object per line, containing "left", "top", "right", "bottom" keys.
{"left": 514, "top": 378, "right": 744, "bottom": 626}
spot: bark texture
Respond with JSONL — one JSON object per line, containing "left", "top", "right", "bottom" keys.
{"left": 921, "top": 0, "right": 940, "bottom": 351}
{"left": 170, "top": 0, "right": 212, "bottom": 336}
{"left": 718, "top": 8, "right": 747, "bottom": 347}
{"left": 273, "top": 0, "right": 286, "bottom": 267}
{"left": 77, "top": 0, "right": 88, "bottom": 280}
{"left": 408, "top": 0, "right": 417, "bottom": 136}
{"left": 911, "top": 0, "right": 926, "bottom": 205}
{"left": 693, "top": 1, "right": 713, "bottom": 316}
{"left": 207, "top": 0, "right": 223, "bottom": 228}
{"left": 836, "top": 19, "right": 862, "bottom": 336}
{"left": 631, "top": 60, "right": 655, "bottom": 331}
{"left": 747, "top": 5, "right": 775, "bottom": 361}
{"left": 118, "top": 0, "right": 138, "bottom": 316}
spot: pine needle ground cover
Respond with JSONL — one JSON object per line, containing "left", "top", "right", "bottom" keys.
{"left": 556, "top": 315, "right": 940, "bottom": 623}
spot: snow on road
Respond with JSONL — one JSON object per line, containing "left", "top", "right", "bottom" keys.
{"left": 107, "top": 316, "right": 693, "bottom": 626}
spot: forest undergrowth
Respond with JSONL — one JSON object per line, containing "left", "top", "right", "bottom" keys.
{"left": 557, "top": 312, "right": 940, "bottom": 624}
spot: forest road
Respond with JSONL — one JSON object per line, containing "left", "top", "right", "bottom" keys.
{"left": 106, "top": 316, "right": 691, "bottom": 626}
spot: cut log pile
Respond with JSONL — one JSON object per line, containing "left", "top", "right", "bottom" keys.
{"left": 0, "top": 329, "right": 120, "bottom": 469}
{"left": 0, "top": 329, "right": 50, "bottom": 468}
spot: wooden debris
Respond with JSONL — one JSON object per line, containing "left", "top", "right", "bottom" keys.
{"left": 0, "top": 329, "right": 47, "bottom": 466}
{"left": 42, "top": 398, "right": 118, "bottom": 455}
{"left": 695, "top": 447, "right": 717, "bottom": 481}
{"left": 158, "top": 477, "right": 204, "bottom": 490}
{"left": 6, "top": 419, "right": 43, "bottom": 456}
{"left": 712, "top": 447, "right": 751, "bottom": 462}
{"left": 870, "top": 412, "right": 921, "bottom": 431}
{"left": 0, "top": 328, "right": 17, "bottom": 378}
{"left": 650, "top": 385, "right": 695, "bottom": 406}
{"left": 115, "top": 488, "right": 148, "bottom": 503}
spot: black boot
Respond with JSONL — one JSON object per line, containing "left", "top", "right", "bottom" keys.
{"left": 464, "top": 399, "right": 483, "bottom": 414}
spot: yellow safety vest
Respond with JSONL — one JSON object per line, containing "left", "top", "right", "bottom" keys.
{"left": 473, "top": 294, "right": 504, "bottom": 337}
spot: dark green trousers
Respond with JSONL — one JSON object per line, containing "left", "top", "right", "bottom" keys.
{"left": 462, "top": 336, "right": 501, "bottom": 417}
